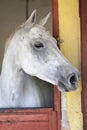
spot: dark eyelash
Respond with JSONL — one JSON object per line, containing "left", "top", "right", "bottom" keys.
{"left": 34, "top": 42, "right": 44, "bottom": 48}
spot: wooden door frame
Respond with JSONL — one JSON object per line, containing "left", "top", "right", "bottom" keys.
{"left": 79, "top": 0, "right": 87, "bottom": 129}
{"left": 52, "top": 0, "right": 59, "bottom": 39}
{"left": 52, "top": 0, "right": 61, "bottom": 129}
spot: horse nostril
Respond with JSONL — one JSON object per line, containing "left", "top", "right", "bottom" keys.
{"left": 69, "top": 75, "right": 77, "bottom": 85}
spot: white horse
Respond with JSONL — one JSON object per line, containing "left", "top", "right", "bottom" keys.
{"left": 0, "top": 10, "right": 80, "bottom": 108}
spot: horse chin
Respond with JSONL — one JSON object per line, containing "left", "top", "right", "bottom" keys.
{"left": 57, "top": 81, "right": 78, "bottom": 92}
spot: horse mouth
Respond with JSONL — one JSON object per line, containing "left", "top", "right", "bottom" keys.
{"left": 57, "top": 72, "right": 79, "bottom": 92}
{"left": 58, "top": 81, "right": 77, "bottom": 92}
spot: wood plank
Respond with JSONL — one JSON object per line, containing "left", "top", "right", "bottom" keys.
{"left": 49, "top": 111, "right": 57, "bottom": 130}
{"left": 80, "top": 0, "right": 87, "bottom": 129}
{"left": 54, "top": 86, "right": 61, "bottom": 130}
{"left": 0, "top": 108, "right": 53, "bottom": 114}
{"left": 52, "top": 0, "right": 59, "bottom": 39}
{"left": 0, "top": 122, "right": 49, "bottom": 130}
{"left": 0, "top": 113, "right": 49, "bottom": 122}
{"left": 0, "top": 111, "right": 58, "bottom": 130}
{"left": 52, "top": 0, "right": 61, "bottom": 129}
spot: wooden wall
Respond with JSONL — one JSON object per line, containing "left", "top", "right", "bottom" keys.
{"left": 80, "top": 0, "right": 87, "bottom": 129}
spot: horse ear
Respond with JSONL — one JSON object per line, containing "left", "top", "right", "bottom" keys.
{"left": 21, "top": 10, "right": 36, "bottom": 28}
{"left": 28, "top": 10, "right": 36, "bottom": 24}
{"left": 39, "top": 12, "right": 51, "bottom": 26}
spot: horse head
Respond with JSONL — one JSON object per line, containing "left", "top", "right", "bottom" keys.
{"left": 15, "top": 10, "right": 80, "bottom": 92}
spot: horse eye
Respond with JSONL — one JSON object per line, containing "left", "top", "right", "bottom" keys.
{"left": 34, "top": 42, "right": 44, "bottom": 48}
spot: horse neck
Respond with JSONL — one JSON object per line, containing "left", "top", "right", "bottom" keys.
{"left": 0, "top": 40, "right": 22, "bottom": 93}
{"left": 0, "top": 41, "right": 54, "bottom": 107}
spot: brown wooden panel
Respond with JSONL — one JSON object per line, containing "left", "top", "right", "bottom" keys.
{"left": 79, "top": 0, "right": 87, "bottom": 129}
{"left": 0, "top": 114, "right": 49, "bottom": 122}
{"left": 54, "top": 86, "right": 61, "bottom": 130}
{"left": 0, "top": 110, "right": 58, "bottom": 130}
{"left": 0, "top": 122, "right": 49, "bottom": 130}
{"left": 0, "top": 110, "right": 49, "bottom": 130}
{"left": 0, "top": 108, "right": 53, "bottom": 114}
{"left": 49, "top": 111, "right": 58, "bottom": 130}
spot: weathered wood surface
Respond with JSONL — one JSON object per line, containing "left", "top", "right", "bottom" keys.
{"left": 80, "top": 0, "right": 87, "bottom": 129}
{"left": 0, "top": 107, "right": 57, "bottom": 130}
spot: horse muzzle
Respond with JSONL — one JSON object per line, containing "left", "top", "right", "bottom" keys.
{"left": 57, "top": 66, "right": 80, "bottom": 92}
